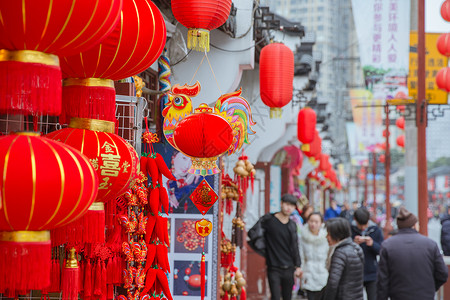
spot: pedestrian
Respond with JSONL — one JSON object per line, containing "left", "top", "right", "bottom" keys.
{"left": 323, "top": 218, "right": 364, "bottom": 300}
{"left": 351, "top": 207, "right": 383, "bottom": 300}
{"left": 301, "top": 204, "right": 313, "bottom": 224}
{"left": 300, "top": 212, "right": 329, "bottom": 300}
{"left": 377, "top": 207, "right": 448, "bottom": 300}
{"left": 324, "top": 199, "right": 341, "bottom": 221}
{"left": 340, "top": 200, "right": 358, "bottom": 223}
{"left": 440, "top": 205, "right": 450, "bottom": 256}
{"left": 247, "top": 194, "right": 302, "bottom": 300}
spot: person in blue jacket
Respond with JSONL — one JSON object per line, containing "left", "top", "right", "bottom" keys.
{"left": 324, "top": 199, "right": 341, "bottom": 220}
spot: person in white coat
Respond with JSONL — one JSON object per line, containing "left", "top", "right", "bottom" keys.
{"left": 300, "top": 212, "right": 329, "bottom": 300}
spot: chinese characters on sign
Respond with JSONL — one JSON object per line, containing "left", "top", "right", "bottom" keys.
{"left": 99, "top": 141, "right": 122, "bottom": 190}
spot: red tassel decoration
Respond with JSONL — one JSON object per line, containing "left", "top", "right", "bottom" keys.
{"left": 0, "top": 232, "right": 51, "bottom": 291}
{"left": 240, "top": 288, "right": 246, "bottom": 300}
{"left": 107, "top": 284, "right": 114, "bottom": 300}
{"left": 49, "top": 253, "right": 61, "bottom": 292}
{"left": 62, "top": 248, "right": 79, "bottom": 300}
{"left": 84, "top": 260, "right": 92, "bottom": 298}
{"left": 79, "top": 260, "right": 84, "bottom": 293}
{"left": 60, "top": 82, "right": 116, "bottom": 124}
{"left": 106, "top": 257, "right": 113, "bottom": 285}
{"left": 201, "top": 252, "right": 206, "bottom": 300}
{"left": 100, "top": 260, "right": 107, "bottom": 300}
{"left": 93, "top": 260, "right": 102, "bottom": 297}
{"left": 0, "top": 55, "right": 62, "bottom": 116}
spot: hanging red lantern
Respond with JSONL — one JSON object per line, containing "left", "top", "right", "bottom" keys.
{"left": 437, "top": 33, "right": 450, "bottom": 57}
{"left": 303, "top": 130, "right": 322, "bottom": 158}
{"left": 379, "top": 154, "right": 386, "bottom": 163}
{"left": 442, "top": 0, "right": 450, "bottom": 22}
{"left": 46, "top": 118, "right": 139, "bottom": 244}
{"left": 260, "top": 43, "right": 294, "bottom": 118}
{"left": 298, "top": 108, "right": 317, "bottom": 144}
{"left": 171, "top": 0, "right": 232, "bottom": 52}
{"left": 173, "top": 104, "right": 234, "bottom": 175}
{"left": 382, "top": 129, "right": 390, "bottom": 137}
{"left": 395, "top": 117, "right": 405, "bottom": 130}
{"left": 319, "top": 154, "right": 331, "bottom": 172}
{"left": 0, "top": 133, "right": 98, "bottom": 292}
{"left": 59, "top": 0, "right": 166, "bottom": 123}
{"left": 0, "top": 0, "right": 122, "bottom": 116}
{"left": 396, "top": 135, "right": 405, "bottom": 148}
{"left": 436, "top": 67, "right": 450, "bottom": 91}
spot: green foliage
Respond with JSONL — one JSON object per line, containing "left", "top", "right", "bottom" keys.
{"left": 427, "top": 157, "right": 450, "bottom": 170}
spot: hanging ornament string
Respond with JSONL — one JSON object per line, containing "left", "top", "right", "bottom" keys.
{"left": 189, "top": 53, "right": 207, "bottom": 85}
{"left": 204, "top": 49, "right": 222, "bottom": 95}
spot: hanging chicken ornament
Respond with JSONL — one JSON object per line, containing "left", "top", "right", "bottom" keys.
{"left": 233, "top": 152, "right": 256, "bottom": 196}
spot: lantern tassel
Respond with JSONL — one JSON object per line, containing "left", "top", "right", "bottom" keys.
{"left": 62, "top": 248, "right": 79, "bottom": 300}
{"left": 0, "top": 231, "right": 51, "bottom": 292}
{"left": 201, "top": 252, "right": 206, "bottom": 300}
{"left": 240, "top": 287, "right": 246, "bottom": 300}
{"left": 84, "top": 259, "right": 93, "bottom": 298}
{"left": 49, "top": 256, "right": 61, "bottom": 292}
{"left": 187, "top": 29, "right": 210, "bottom": 52}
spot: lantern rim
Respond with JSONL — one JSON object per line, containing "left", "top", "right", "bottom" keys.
{"left": 0, "top": 230, "right": 50, "bottom": 242}
{"left": 0, "top": 49, "right": 59, "bottom": 66}
{"left": 69, "top": 117, "right": 115, "bottom": 133}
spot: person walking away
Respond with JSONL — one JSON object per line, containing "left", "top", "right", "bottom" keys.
{"left": 324, "top": 199, "right": 341, "bottom": 221}
{"left": 323, "top": 218, "right": 364, "bottom": 300}
{"left": 351, "top": 207, "right": 383, "bottom": 300}
{"left": 377, "top": 207, "right": 448, "bottom": 300}
{"left": 340, "top": 200, "right": 358, "bottom": 223}
{"left": 248, "top": 194, "right": 302, "bottom": 300}
{"left": 441, "top": 205, "right": 450, "bottom": 256}
{"left": 300, "top": 212, "right": 329, "bottom": 300}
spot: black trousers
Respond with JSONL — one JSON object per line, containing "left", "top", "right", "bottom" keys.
{"left": 364, "top": 280, "right": 377, "bottom": 300}
{"left": 267, "top": 267, "right": 295, "bottom": 300}
{"left": 306, "top": 289, "right": 324, "bottom": 300}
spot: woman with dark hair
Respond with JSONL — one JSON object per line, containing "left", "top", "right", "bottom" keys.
{"left": 301, "top": 204, "right": 313, "bottom": 224}
{"left": 323, "top": 218, "right": 364, "bottom": 300}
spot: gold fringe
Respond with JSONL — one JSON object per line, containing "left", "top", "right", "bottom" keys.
{"left": 187, "top": 29, "right": 210, "bottom": 52}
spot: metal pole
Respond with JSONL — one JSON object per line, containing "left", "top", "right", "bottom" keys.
{"left": 417, "top": 0, "right": 428, "bottom": 235}
{"left": 373, "top": 152, "right": 377, "bottom": 213}
{"left": 384, "top": 104, "right": 393, "bottom": 236}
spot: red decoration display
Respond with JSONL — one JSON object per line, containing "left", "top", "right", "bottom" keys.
{"left": 0, "top": 133, "right": 98, "bottom": 293}
{"left": 319, "top": 154, "right": 331, "bottom": 172}
{"left": 397, "top": 135, "right": 405, "bottom": 148}
{"left": 298, "top": 108, "right": 317, "bottom": 144}
{"left": 195, "top": 219, "right": 213, "bottom": 237}
{"left": 395, "top": 117, "right": 405, "bottom": 130}
{"left": 442, "top": 0, "right": 450, "bottom": 22}
{"left": 303, "top": 130, "right": 322, "bottom": 158}
{"left": 190, "top": 179, "right": 219, "bottom": 215}
{"left": 0, "top": 0, "right": 122, "bottom": 115}
{"left": 59, "top": 0, "right": 166, "bottom": 123}
{"left": 436, "top": 67, "right": 450, "bottom": 92}
{"left": 437, "top": 33, "right": 450, "bottom": 57}
{"left": 259, "top": 43, "right": 294, "bottom": 118}
{"left": 171, "top": 0, "right": 232, "bottom": 52}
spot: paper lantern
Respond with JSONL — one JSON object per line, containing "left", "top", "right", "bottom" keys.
{"left": 171, "top": 0, "right": 232, "bottom": 52}
{"left": 0, "top": 133, "right": 98, "bottom": 292}
{"left": 379, "top": 154, "right": 386, "bottom": 163}
{"left": 319, "top": 154, "right": 331, "bottom": 172}
{"left": 442, "top": 0, "right": 450, "bottom": 22}
{"left": 436, "top": 67, "right": 450, "bottom": 91}
{"left": 397, "top": 135, "right": 405, "bottom": 148}
{"left": 303, "top": 131, "right": 322, "bottom": 158}
{"left": 395, "top": 117, "right": 405, "bottom": 130}
{"left": 437, "top": 33, "right": 450, "bottom": 57}
{"left": 59, "top": 0, "right": 166, "bottom": 123}
{"left": 0, "top": 0, "right": 122, "bottom": 115}
{"left": 298, "top": 108, "right": 317, "bottom": 144}
{"left": 173, "top": 104, "right": 233, "bottom": 175}
{"left": 260, "top": 43, "right": 294, "bottom": 118}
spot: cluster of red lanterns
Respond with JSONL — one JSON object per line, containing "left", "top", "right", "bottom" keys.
{"left": 436, "top": 1, "right": 450, "bottom": 92}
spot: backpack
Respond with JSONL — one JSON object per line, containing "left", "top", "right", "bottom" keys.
{"left": 247, "top": 213, "right": 271, "bottom": 257}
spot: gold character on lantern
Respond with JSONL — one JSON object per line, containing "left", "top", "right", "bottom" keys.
{"left": 100, "top": 153, "right": 121, "bottom": 177}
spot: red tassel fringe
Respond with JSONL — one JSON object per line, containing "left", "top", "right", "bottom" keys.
{"left": 49, "top": 258, "right": 61, "bottom": 292}
{"left": 93, "top": 260, "right": 102, "bottom": 297}
{"left": 62, "top": 267, "right": 79, "bottom": 300}
{"left": 100, "top": 260, "right": 107, "bottom": 300}
{"left": 240, "top": 287, "right": 246, "bottom": 300}
{"left": 51, "top": 208, "right": 106, "bottom": 246}
{"left": 84, "top": 260, "right": 92, "bottom": 298}
{"left": 0, "top": 60, "right": 61, "bottom": 115}
{"left": 0, "top": 240, "right": 51, "bottom": 291}
{"left": 60, "top": 85, "right": 116, "bottom": 124}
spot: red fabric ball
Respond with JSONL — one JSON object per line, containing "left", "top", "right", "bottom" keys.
{"left": 298, "top": 108, "right": 317, "bottom": 144}
{"left": 0, "top": 0, "right": 122, "bottom": 56}
{"left": 173, "top": 112, "right": 233, "bottom": 158}
{"left": 395, "top": 117, "right": 405, "bottom": 130}
{"left": 60, "top": 0, "right": 166, "bottom": 80}
{"left": 46, "top": 128, "right": 139, "bottom": 203}
{"left": 0, "top": 134, "right": 98, "bottom": 231}
{"left": 437, "top": 33, "right": 450, "bottom": 57}
{"left": 442, "top": 0, "right": 450, "bottom": 22}
{"left": 260, "top": 43, "right": 294, "bottom": 109}
{"left": 436, "top": 68, "right": 450, "bottom": 91}
{"left": 172, "top": 0, "right": 232, "bottom": 31}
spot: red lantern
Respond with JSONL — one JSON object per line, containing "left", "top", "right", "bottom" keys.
{"left": 379, "top": 154, "right": 386, "bottom": 163}
{"left": 173, "top": 104, "right": 233, "bottom": 175}
{"left": 171, "top": 0, "right": 232, "bottom": 52}
{"left": 382, "top": 130, "right": 390, "bottom": 137}
{"left": 396, "top": 135, "right": 405, "bottom": 148}
{"left": 260, "top": 43, "right": 294, "bottom": 118}
{"left": 319, "top": 154, "right": 331, "bottom": 172}
{"left": 437, "top": 33, "right": 450, "bottom": 57}
{"left": 0, "top": 133, "right": 98, "bottom": 292}
{"left": 59, "top": 0, "right": 166, "bottom": 123}
{"left": 442, "top": 0, "right": 450, "bottom": 22}
{"left": 395, "top": 117, "right": 405, "bottom": 130}
{"left": 436, "top": 67, "right": 450, "bottom": 91}
{"left": 0, "top": 0, "right": 122, "bottom": 116}
{"left": 303, "top": 131, "right": 322, "bottom": 158}
{"left": 298, "top": 108, "right": 317, "bottom": 144}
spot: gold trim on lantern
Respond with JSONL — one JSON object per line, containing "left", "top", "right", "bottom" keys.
{"left": 88, "top": 202, "right": 105, "bottom": 211}
{"left": 63, "top": 78, "right": 115, "bottom": 88}
{"left": 11, "top": 132, "right": 41, "bottom": 137}
{"left": 0, "top": 230, "right": 50, "bottom": 242}
{"left": 187, "top": 28, "right": 210, "bottom": 52}
{"left": 0, "top": 49, "right": 59, "bottom": 66}
{"left": 189, "top": 157, "right": 221, "bottom": 176}
{"left": 69, "top": 117, "right": 115, "bottom": 133}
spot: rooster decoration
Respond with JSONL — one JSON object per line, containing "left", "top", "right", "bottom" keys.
{"left": 163, "top": 82, "right": 256, "bottom": 175}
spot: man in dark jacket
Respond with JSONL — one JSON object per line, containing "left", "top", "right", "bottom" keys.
{"left": 248, "top": 194, "right": 302, "bottom": 300}
{"left": 377, "top": 207, "right": 448, "bottom": 300}
{"left": 351, "top": 207, "right": 383, "bottom": 300}
{"left": 441, "top": 206, "right": 450, "bottom": 255}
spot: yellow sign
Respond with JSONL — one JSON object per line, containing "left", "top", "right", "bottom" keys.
{"left": 408, "top": 31, "right": 449, "bottom": 105}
